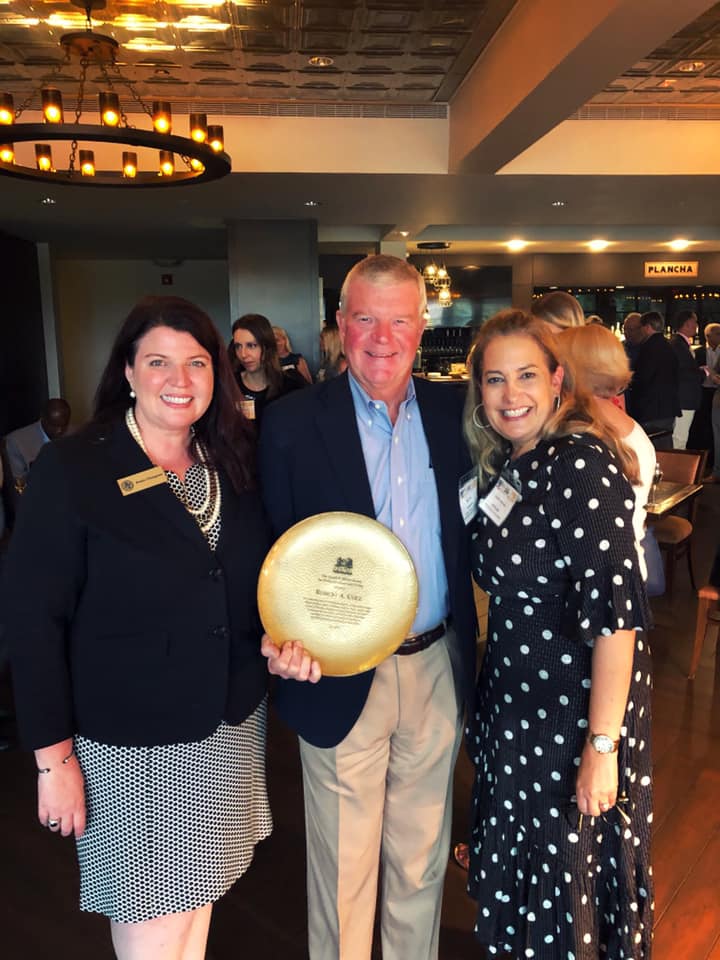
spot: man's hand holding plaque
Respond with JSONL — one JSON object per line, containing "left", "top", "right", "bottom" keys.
{"left": 261, "top": 635, "right": 322, "bottom": 683}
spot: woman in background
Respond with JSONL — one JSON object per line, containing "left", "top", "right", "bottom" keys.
{"left": 531, "top": 289, "right": 585, "bottom": 331}
{"left": 464, "top": 309, "right": 652, "bottom": 959}
{"left": 3, "top": 296, "right": 272, "bottom": 959}
{"left": 273, "top": 325, "right": 312, "bottom": 383}
{"left": 231, "top": 313, "right": 306, "bottom": 427}
{"left": 559, "top": 322, "right": 656, "bottom": 583}
{"left": 316, "top": 325, "right": 347, "bottom": 382}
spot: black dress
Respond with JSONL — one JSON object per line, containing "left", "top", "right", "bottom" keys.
{"left": 468, "top": 433, "right": 653, "bottom": 959}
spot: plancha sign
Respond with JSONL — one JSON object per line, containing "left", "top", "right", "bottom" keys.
{"left": 644, "top": 261, "right": 698, "bottom": 278}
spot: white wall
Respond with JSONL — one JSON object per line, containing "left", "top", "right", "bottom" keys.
{"left": 500, "top": 119, "right": 720, "bottom": 175}
{"left": 54, "top": 258, "right": 230, "bottom": 423}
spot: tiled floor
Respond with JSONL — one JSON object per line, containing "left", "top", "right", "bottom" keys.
{"left": 1, "top": 484, "right": 719, "bottom": 959}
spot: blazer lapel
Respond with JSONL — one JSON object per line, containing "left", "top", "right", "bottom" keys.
{"left": 314, "top": 374, "right": 375, "bottom": 517}
{"left": 104, "top": 420, "right": 213, "bottom": 555}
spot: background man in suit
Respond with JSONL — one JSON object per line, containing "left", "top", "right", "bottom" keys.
{"left": 4, "top": 397, "right": 71, "bottom": 488}
{"left": 689, "top": 321, "right": 720, "bottom": 470}
{"left": 259, "top": 254, "right": 476, "bottom": 960}
{"left": 624, "top": 311, "right": 679, "bottom": 447}
{"left": 669, "top": 309, "right": 704, "bottom": 449}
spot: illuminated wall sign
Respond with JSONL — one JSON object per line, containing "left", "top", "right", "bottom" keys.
{"left": 644, "top": 261, "right": 699, "bottom": 278}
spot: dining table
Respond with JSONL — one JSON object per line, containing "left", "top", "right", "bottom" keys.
{"left": 645, "top": 480, "right": 704, "bottom": 518}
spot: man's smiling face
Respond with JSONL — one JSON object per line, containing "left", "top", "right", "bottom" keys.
{"left": 336, "top": 275, "right": 424, "bottom": 402}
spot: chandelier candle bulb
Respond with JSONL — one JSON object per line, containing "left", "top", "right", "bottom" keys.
{"left": 189, "top": 113, "right": 207, "bottom": 142}
{"left": 122, "top": 151, "right": 137, "bottom": 178}
{"left": 79, "top": 149, "right": 95, "bottom": 176}
{"left": 35, "top": 143, "right": 53, "bottom": 171}
{"left": 207, "top": 125, "right": 224, "bottom": 152}
{"left": 0, "top": 93, "right": 13, "bottom": 124}
{"left": 159, "top": 150, "right": 174, "bottom": 176}
{"left": 99, "top": 91, "right": 120, "bottom": 127}
{"left": 152, "top": 101, "right": 172, "bottom": 134}
{"left": 0, "top": 143, "right": 14, "bottom": 163}
{"left": 41, "top": 88, "right": 64, "bottom": 124}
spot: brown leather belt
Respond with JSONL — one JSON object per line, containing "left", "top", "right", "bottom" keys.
{"left": 395, "top": 621, "right": 446, "bottom": 656}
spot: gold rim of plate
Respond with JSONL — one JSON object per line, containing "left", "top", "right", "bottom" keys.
{"left": 258, "top": 512, "right": 418, "bottom": 677}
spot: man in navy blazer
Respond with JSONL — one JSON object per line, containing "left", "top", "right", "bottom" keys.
{"left": 669, "top": 309, "right": 704, "bottom": 449}
{"left": 259, "top": 255, "right": 477, "bottom": 960}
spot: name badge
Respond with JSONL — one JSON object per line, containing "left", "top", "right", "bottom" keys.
{"left": 117, "top": 466, "right": 167, "bottom": 497}
{"left": 240, "top": 399, "right": 256, "bottom": 421}
{"left": 479, "top": 475, "right": 521, "bottom": 526}
{"left": 458, "top": 467, "right": 479, "bottom": 525}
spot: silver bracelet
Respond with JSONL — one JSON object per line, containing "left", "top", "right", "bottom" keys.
{"left": 37, "top": 749, "right": 74, "bottom": 775}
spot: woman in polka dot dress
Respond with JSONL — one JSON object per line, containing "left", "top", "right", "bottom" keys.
{"left": 462, "top": 310, "right": 653, "bottom": 959}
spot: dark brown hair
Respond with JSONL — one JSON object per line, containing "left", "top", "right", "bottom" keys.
{"left": 230, "top": 313, "right": 285, "bottom": 400}
{"left": 92, "top": 295, "right": 256, "bottom": 491}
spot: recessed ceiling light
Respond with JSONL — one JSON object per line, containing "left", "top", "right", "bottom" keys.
{"left": 587, "top": 239, "right": 610, "bottom": 252}
{"left": 40, "top": 196, "right": 56, "bottom": 205}
{"left": 616, "top": 284, "right": 625, "bottom": 289}
{"left": 304, "top": 200, "right": 321, "bottom": 207}
{"left": 551, "top": 200, "right": 566, "bottom": 207}
{"left": 398, "top": 230, "right": 409, "bottom": 237}
{"left": 462, "top": 265, "right": 479, "bottom": 271}
{"left": 506, "top": 239, "right": 528, "bottom": 252}
{"left": 308, "top": 55, "right": 334, "bottom": 68}
{"left": 678, "top": 61, "right": 705, "bottom": 73}
{"left": 668, "top": 237, "right": 691, "bottom": 251}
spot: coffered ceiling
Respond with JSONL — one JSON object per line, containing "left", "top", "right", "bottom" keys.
{"left": 0, "top": 0, "right": 516, "bottom": 105}
{"left": 2, "top": 0, "right": 720, "bottom": 256}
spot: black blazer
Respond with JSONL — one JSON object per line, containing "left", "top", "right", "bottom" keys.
{"left": 626, "top": 333, "right": 680, "bottom": 425}
{"left": 259, "top": 373, "right": 477, "bottom": 748}
{"left": 1, "top": 421, "right": 270, "bottom": 750}
{"left": 670, "top": 334, "right": 704, "bottom": 410}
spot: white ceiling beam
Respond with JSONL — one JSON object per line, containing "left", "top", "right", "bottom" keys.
{"left": 449, "top": 0, "right": 714, "bottom": 174}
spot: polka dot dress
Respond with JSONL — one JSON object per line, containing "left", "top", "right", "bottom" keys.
{"left": 468, "top": 434, "right": 653, "bottom": 959}
{"left": 74, "top": 463, "right": 272, "bottom": 923}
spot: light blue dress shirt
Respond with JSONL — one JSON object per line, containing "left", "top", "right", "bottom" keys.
{"left": 348, "top": 371, "right": 449, "bottom": 634}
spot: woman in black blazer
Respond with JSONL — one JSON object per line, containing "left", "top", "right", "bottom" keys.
{"left": 3, "top": 296, "right": 271, "bottom": 959}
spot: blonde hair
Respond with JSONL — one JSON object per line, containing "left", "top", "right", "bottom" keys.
{"left": 704, "top": 322, "right": 720, "bottom": 343}
{"left": 320, "top": 326, "right": 344, "bottom": 367}
{"left": 339, "top": 254, "right": 426, "bottom": 314}
{"left": 531, "top": 291, "right": 585, "bottom": 330}
{"left": 463, "top": 309, "right": 639, "bottom": 488}
{"left": 272, "top": 326, "right": 291, "bottom": 352}
{"left": 558, "top": 323, "right": 632, "bottom": 399}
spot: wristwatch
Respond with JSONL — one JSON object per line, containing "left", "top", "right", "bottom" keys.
{"left": 587, "top": 732, "right": 620, "bottom": 754}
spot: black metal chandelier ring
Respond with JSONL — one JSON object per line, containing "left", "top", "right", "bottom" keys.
{"left": 0, "top": 123, "right": 231, "bottom": 187}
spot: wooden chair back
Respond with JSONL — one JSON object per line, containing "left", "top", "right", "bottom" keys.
{"left": 656, "top": 448, "right": 707, "bottom": 485}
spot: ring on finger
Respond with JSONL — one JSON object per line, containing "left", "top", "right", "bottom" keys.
{"left": 47, "top": 818, "right": 60, "bottom": 829}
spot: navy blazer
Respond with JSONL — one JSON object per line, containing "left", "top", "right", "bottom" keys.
{"left": 626, "top": 333, "right": 680, "bottom": 425}
{"left": 259, "top": 373, "right": 477, "bottom": 748}
{"left": 2, "top": 420, "right": 270, "bottom": 750}
{"left": 670, "top": 334, "right": 704, "bottom": 410}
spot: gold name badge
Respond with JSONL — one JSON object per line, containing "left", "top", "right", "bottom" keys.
{"left": 116, "top": 466, "right": 167, "bottom": 496}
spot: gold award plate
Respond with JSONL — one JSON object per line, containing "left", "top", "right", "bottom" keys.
{"left": 258, "top": 512, "right": 418, "bottom": 677}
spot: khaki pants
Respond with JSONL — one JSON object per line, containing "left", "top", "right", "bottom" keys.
{"left": 298, "top": 630, "right": 463, "bottom": 960}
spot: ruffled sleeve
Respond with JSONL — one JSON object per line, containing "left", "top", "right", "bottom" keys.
{"left": 542, "top": 435, "right": 650, "bottom": 644}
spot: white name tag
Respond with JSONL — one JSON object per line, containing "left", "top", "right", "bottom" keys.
{"left": 458, "top": 468, "right": 479, "bottom": 526}
{"left": 479, "top": 475, "right": 521, "bottom": 526}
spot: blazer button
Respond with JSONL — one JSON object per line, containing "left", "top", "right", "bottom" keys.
{"left": 209, "top": 567, "right": 223, "bottom": 581}
{"left": 210, "top": 626, "right": 229, "bottom": 639}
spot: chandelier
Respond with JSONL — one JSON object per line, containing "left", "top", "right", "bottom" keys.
{"left": 421, "top": 263, "right": 453, "bottom": 307}
{"left": 0, "top": 0, "right": 230, "bottom": 187}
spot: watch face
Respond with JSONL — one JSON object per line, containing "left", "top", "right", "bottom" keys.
{"left": 590, "top": 734, "right": 616, "bottom": 754}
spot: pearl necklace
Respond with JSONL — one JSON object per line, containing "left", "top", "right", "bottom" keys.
{"left": 125, "top": 407, "right": 222, "bottom": 535}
